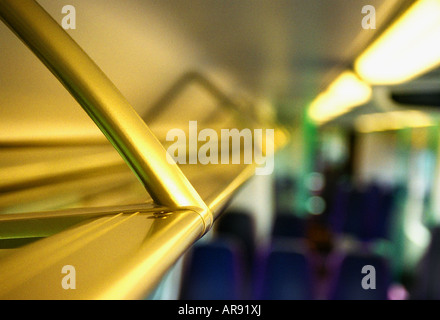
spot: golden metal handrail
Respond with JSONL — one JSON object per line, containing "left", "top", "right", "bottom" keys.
{"left": 0, "top": 0, "right": 212, "bottom": 231}
{"left": 0, "top": 0, "right": 281, "bottom": 299}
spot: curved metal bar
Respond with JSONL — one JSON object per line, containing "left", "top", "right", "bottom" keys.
{"left": 0, "top": 0, "right": 212, "bottom": 231}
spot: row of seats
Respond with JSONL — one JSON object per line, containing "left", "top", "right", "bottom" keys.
{"left": 326, "top": 182, "right": 398, "bottom": 241}
{"left": 323, "top": 180, "right": 440, "bottom": 299}
{"left": 179, "top": 210, "right": 393, "bottom": 300}
{"left": 178, "top": 178, "right": 440, "bottom": 300}
{"left": 179, "top": 237, "right": 391, "bottom": 300}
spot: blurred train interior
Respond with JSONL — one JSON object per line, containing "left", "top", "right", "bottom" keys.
{"left": 1, "top": 0, "right": 440, "bottom": 300}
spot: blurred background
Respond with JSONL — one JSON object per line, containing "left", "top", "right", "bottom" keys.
{"left": 2, "top": 0, "right": 440, "bottom": 299}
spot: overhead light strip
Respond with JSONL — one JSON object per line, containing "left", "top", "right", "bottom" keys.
{"left": 308, "top": 71, "right": 372, "bottom": 124}
{"left": 355, "top": 0, "right": 440, "bottom": 85}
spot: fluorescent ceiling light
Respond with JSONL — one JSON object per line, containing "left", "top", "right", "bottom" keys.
{"left": 355, "top": 110, "right": 434, "bottom": 133}
{"left": 355, "top": 0, "right": 440, "bottom": 85}
{"left": 309, "top": 71, "right": 372, "bottom": 124}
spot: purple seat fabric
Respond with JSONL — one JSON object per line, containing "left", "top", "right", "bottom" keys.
{"left": 271, "top": 212, "right": 307, "bottom": 239}
{"left": 253, "top": 241, "right": 315, "bottom": 300}
{"left": 328, "top": 182, "right": 397, "bottom": 241}
{"left": 327, "top": 252, "right": 391, "bottom": 300}
{"left": 179, "top": 239, "right": 244, "bottom": 300}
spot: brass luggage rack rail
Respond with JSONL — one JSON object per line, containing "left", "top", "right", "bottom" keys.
{"left": 0, "top": 0, "right": 283, "bottom": 299}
